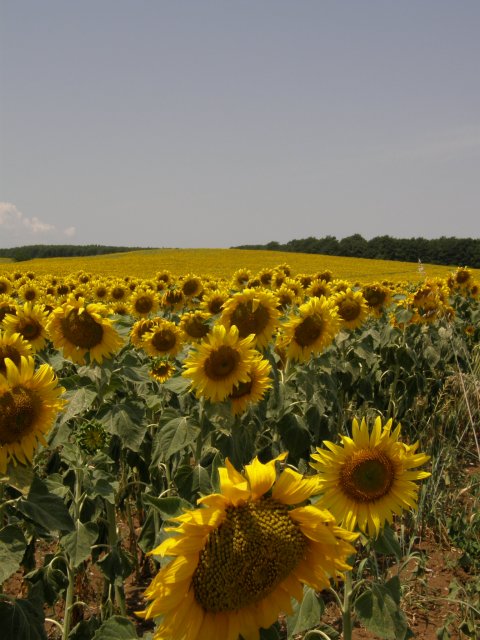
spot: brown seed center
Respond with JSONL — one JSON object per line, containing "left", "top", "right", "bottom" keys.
{"left": 204, "top": 345, "right": 239, "bottom": 380}
{"left": 0, "top": 387, "right": 39, "bottom": 444}
{"left": 339, "top": 449, "right": 396, "bottom": 502}
{"left": 294, "top": 315, "right": 323, "bottom": 346}
{"left": 61, "top": 309, "right": 104, "bottom": 349}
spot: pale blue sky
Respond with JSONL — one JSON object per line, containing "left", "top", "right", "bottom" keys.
{"left": 1, "top": 1, "right": 479, "bottom": 248}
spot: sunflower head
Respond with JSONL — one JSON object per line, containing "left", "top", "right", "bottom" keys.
{"left": 311, "top": 417, "right": 431, "bottom": 538}
{"left": 139, "top": 454, "right": 357, "bottom": 640}
{"left": 220, "top": 288, "right": 280, "bottom": 349}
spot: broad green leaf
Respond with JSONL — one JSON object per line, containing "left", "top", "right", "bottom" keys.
{"left": 154, "top": 417, "right": 200, "bottom": 461}
{"left": 16, "top": 475, "right": 74, "bottom": 533}
{"left": 92, "top": 615, "right": 139, "bottom": 640}
{"left": 142, "top": 495, "right": 192, "bottom": 520}
{"left": 355, "top": 584, "right": 409, "bottom": 639}
{"left": 0, "top": 525, "right": 27, "bottom": 583}
{"left": 163, "top": 375, "right": 191, "bottom": 394}
{"left": 60, "top": 387, "right": 97, "bottom": 424}
{"left": 98, "top": 402, "right": 147, "bottom": 451}
{"left": 259, "top": 623, "right": 282, "bottom": 639}
{"left": 286, "top": 586, "right": 324, "bottom": 638}
{"left": 174, "top": 464, "right": 212, "bottom": 501}
{"left": 0, "top": 463, "right": 34, "bottom": 494}
{"left": 373, "top": 524, "right": 402, "bottom": 560}
{"left": 68, "top": 616, "right": 101, "bottom": 640}
{"left": 61, "top": 521, "right": 98, "bottom": 567}
{"left": 97, "top": 547, "right": 133, "bottom": 585}
{"left": 0, "top": 596, "right": 47, "bottom": 640}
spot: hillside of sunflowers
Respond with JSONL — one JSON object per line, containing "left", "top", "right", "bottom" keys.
{"left": 0, "top": 250, "right": 479, "bottom": 640}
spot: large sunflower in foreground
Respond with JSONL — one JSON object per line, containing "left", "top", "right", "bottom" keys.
{"left": 47, "top": 297, "right": 123, "bottom": 365}
{"left": 310, "top": 417, "right": 431, "bottom": 538}
{"left": 138, "top": 454, "right": 357, "bottom": 640}
{"left": 281, "top": 296, "right": 340, "bottom": 363}
{"left": 182, "top": 325, "right": 258, "bottom": 402}
{"left": 220, "top": 288, "right": 280, "bottom": 349}
{"left": 0, "top": 356, "right": 65, "bottom": 473}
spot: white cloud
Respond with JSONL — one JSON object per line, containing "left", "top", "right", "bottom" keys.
{"left": 0, "top": 202, "right": 22, "bottom": 229}
{"left": 63, "top": 226, "right": 76, "bottom": 238}
{"left": 0, "top": 202, "right": 62, "bottom": 244}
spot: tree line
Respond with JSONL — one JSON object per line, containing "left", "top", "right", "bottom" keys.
{"left": 234, "top": 234, "right": 480, "bottom": 268}
{"left": 0, "top": 244, "right": 152, "bottom": 263}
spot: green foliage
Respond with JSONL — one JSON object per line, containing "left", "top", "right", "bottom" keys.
{"left": 0, "top": 244, "right": 152, "bottom": 262}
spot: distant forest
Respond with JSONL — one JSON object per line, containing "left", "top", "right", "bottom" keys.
{"left": 0, "top": 244, "right": 152, "bottom": 263}
{"left": 234, "top": 234, "right": 480, "bottom": 269}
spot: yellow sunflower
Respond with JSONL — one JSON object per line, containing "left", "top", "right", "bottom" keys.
{"left": 130, "top": 318, "right": 159, "bottom": 349}
{"left": 128, "top": 289, "right": 159, "bottom": 317}
{"left": 0, "top": 332, "right": 33, "bottom": 377}
{"left": 182, "top": 324, "right": 258, "bottom": 402}
{"left": 0, "top": 356, "right": 65, "bottom": 474}
{"left": 310, "top": 417, "right": 431, "bottom": 538}
{"left": 138, "top": 454, "right": 357, "bottom": 640}
{"left": 149, "top": 358, "right": 176, "bottom": 383}
{"left": 231, "top": 269, "right": 252, "bottom": 290}
{"left": 0, "top": 277, "right": 12, "bottom": 297}
{"left": 333, "top": 288, "right": 369, "bottom": 330}
{"left": 306, "top": 279, "right": 332, "bottom": 299}
{"left": 281, "top": 297, "right": 340, "bottom": 363}
{"left": 141, "top": 320, "right": 184, "bottom": 358}
{"left": 0, "top": 296, "right": 17, "bottom": 324}
{"left": 200, "top": 289, "right": 229, "bottom": 316}
{"left": 180, "top": 274, "right": 204, "bottom": 299}
{"left": 220, "top": 288, "right": 280, "bottom": 349}
{"left": 47, "top": 297, "right": 123, "bottom": 365}
{"left": 162, "top": 288, "right": 186, "bottom": 311}
{"left": 1, "top": 302, "right": 49, "bottom": 352}
{"left": 179, "top": 311, "right": 211, "bottom": 342}
{"left": 227, "top": 355, "right": 272, "bottom": 415}
{"left": 362, "top": 283, "right": 392, "bottom": 317}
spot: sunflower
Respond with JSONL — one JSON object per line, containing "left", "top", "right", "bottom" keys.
{"left": 220, "top": 288, "right": 280, "bottom": 349}
{"left": 231, "top": 269, "right": 252, "bottom": 290}
{"left": 200, "top": 289, "right": 229, "bottom": 316}
{"left": 110, "top": 281, "right": 128, "bottom": 302}
{"left": 274, "top": 285, "right": 301, "bottom": 311}
{"left": 162, "top": 288, "right": 186, "bottom": 311}
{"left": 0, "top": 332, "right": 33, "bottom": 377}
{"left": 18, "top": 282, "right": 42, "bottom": 303}
{"left": 149, "top": 358, "right": 176, "bottom": 383}
{"left": 47, "top": 297, "right": 123, "bottom": 365}
{"left": 362, "top": 283, "right": 392, "bottom": 317}
{"left": 182, "top": 324, "right": 258, "bottom": 402}
{"left": 333, "top": 288, "right": 369, "bottom": 330}
{"left": 0, "top": 277, "right": 12, "bottom": 297}
{"left": 281, "top": 297, "right": 340, "bottom": 363}
{"left": 141, "top": 320, "right": 184, "bottom": 358}
{"left": 0, "top": 296, "right": 17, "bottom": 324}
{"left": 138, "top": 454, "right": 357, "bottom": 640}
{"left": 181, "top": 274, "right": 204, "bottom": 299}
{"left": 310, "top": 417, "right": 431, "bottom": 538}
{"left": 1, "top": 302, "right": 49, "bottom": 352}
{"left": 130, "top": 318, "right": 159, "bottom": 348}
{"left": 306, "top": 279, "right": 332, "bottom": 299}
{"left": 179, "top": 311, "right": 211, "bottom": 342}
{"left": 227, "top": 355, "right": 272, "bottom": 415}
{"left": 0, "top": 356, "right": 65, "bottom": 474}
{"left": 129, "top": 289, "right": 159, "bottom": 317}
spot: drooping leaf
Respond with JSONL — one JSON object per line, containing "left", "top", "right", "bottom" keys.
{"left": 61, "top": 521, "right": 99, "bottom": 567}
{"left": 16, "top": 475, "right": 74, "bottom": 533}
{"left": 0, "top": 525, "right": 27, "bottom": 583}
{"left": 0, "top": 595, "right": 47, "bottom": 640}
{"left": 355, "top": 583, "right": 410, "bottom": 639}
{"left": 92, "top": 615, "right": 139, "bottom": 640}
{"left": 286, "top": 586, "right": 324, "bottom": 638}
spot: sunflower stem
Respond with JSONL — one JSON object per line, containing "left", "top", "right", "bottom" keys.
{"left": 341, "top": 570, "right": 354, "bottom": 640}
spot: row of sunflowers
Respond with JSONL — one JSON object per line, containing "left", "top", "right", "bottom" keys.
{"left": 0, "top": 262, "right": 479, "bottom": 639}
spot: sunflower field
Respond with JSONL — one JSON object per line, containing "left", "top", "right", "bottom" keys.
{"left": 0, "top": 256, "right": 479, "bottom": 640}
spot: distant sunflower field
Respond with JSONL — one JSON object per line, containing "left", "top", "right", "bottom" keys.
{"left": 0, "top": 251, "right": 479, "bottom": 640}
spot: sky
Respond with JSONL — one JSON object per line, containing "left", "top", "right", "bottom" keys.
{"left": 1, "top": 1, "right": 479, "bottom": 249}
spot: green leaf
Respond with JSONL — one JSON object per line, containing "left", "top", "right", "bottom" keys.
{"left": 277, "top": 413, "right": 311, "bottom": 463}
{"left": 68, "top": 616, "right": 101, "bottom": 640}
{"left": 373, "top": 524, "right": 402, "bottom": 560}
{"left": 0, "top": 463, "right": 34, "bottom": 494}
{"left": 60, "top": 387, "right": 98, "bottom": 424}
{"left": 163, "top": 375, "right": 191, "bottom": 394}
{"left": 92, "top": 615, "right": 139, "bottom": 640}
{"left": 355, "top": 584, "right": 409, "bottom": 639}
{"left": 61, "top": 521, "right": 98, "bottom": 567}
{"left": 98, "top": 402, "right": 147, "bottom": 451}
{"left": 0, "top": 525, "right": 27, "bottom": 583}
{"left": 154, "top": 417, "right": 200, "bottom": 461}
{"left": 142, "top": 495, "right": 192, "bottom": 520}
{"left": 16, "top": 475, "right": 74, "bottom": 533}
{"left": 97, "top": 547, "right": 133, "bottom": 585}
{"left": 286, "top": 586, "right": 324, "bottom": 638}
{"left": 0, "top": 595, "right": 47, "bottom": 640}
{"left": 174, "top": 464, "right": 212, "bottom": 501}
{"left": 259, "top": 622, "right": 282, "bottom": 639}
